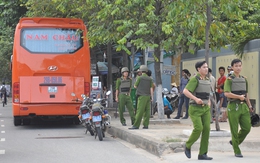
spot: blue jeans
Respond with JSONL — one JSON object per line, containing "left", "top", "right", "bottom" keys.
{"left": 177, "top": 93, "right": 189, "bottom": 117}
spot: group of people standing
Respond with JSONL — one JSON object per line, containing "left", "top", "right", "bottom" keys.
{"left": 115, "top": 65, "right": 154, "bottom": 130}
{"left": 115, "top": 59, "right": 254, "bottom": 160}
{"left": 183, "top": 59, "right": 254, "bottom": 160}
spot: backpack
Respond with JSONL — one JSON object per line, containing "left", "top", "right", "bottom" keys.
{"left": 1, "top": 86, "right": 6, "bottom": 93}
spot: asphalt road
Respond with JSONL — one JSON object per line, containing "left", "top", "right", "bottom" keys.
{"left": 1, "top": 102, "right": 259, "bottom": 163}
{"left": 0, "top": 103, "right": 163, "bottom": 163}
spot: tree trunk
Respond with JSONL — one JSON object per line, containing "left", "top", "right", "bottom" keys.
{"left": 154, "top": 43, "right": 164, "bottom": 119}
{"left": 131, "top": 44, "right": 135, "bottom": 87}
{"left": 107, "top": 42, "right": 113, "bottom": 108}
{"left": 122, "top": 50, "right": 128, "bottom": 67}
{"left": 205, "top": 2, "right": 211, "bottom": 65}
{"left": 205, "top": 1, "right": 220, "bottom": 130}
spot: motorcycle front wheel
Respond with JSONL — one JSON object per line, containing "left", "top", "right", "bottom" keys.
{"left": 96, "top": 127, "right": 103, "bottom": 141}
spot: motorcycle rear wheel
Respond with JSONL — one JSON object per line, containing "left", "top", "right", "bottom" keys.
{"left": 96, "top": 127, "right": 103, "bottom": 141}
{"left": 86, "top": 124, "right": 94, "bottom": 136}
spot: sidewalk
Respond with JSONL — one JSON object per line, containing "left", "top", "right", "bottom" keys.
{"left": 107, "top": 110, "right": 260, "bottom": 157}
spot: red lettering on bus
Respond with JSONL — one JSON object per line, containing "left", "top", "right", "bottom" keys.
{"left": 53, "top": 35, "right": 58, "bottom": 40}
{"left": 26, "top": 34, "right": 78, "bottom": 41}
{"left": 26, "top": 35, "right": 33, "bottom": 40}
{"left": 26, "top": 34, "right": 48, "bottom": 40}
{"left": 59, "top": 35, "right": 65, "bottom": 40}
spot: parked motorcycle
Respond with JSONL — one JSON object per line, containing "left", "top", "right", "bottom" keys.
{"left": 72, "top": 91, "right": 111, "bottom": 141}
{"left": 153, "top": 88, "right": 179, "bottom": 115}
{"left": 71, "top": 93, "right": 95, "bottom": 136}
{"left": 91, "top": 91, "right": 111, "bottom": 141}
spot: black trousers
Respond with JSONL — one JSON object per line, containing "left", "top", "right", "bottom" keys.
{"left": 165, "top": 109, "right": 173, "bottom": 118}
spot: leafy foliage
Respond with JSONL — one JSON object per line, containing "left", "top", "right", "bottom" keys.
{"left": 230, "top": 1, "right": 260, "bottom": 58}
{"left": 0, "top": 0, "right": 27, "bottom": 83}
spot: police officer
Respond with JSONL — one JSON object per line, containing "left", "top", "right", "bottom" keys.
{"left": 115, "top": 67, "right": 135, "bottom": 126}
{"left": 224, "top": 59, "right": 253, "bottom": 158}
{"left": 183, "top": 61, "right": 213, "bottom": 160}
{"left": 129, "top": 65, "right": 153, "bottom": 129}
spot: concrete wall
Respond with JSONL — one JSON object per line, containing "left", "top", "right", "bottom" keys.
{"left": 181, "top": 39, "right": 260, "bottom": 114}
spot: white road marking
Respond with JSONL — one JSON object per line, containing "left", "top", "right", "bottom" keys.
{"left": 0, "top": 115, "right": 5, "bottom": 155}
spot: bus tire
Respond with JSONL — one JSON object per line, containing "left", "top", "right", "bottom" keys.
{"left": 14, "top": 117, "right": 22, "bottom": 126}
{"left": 73, "top": 117, "right": 80, "bottom": 125}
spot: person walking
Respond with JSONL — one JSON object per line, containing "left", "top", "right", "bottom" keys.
{"left": 224, "top": 59, "right": 253, "bottom": 158}
{"left": 174, "top": 69, "right": 190, "bottom": 119}
{"left": 129, "top": 65, "right": 153, "bottom": 129}
{"left": 183, "top": 61, "right": 213, "bottom": 160}
{"left": 115, "top": 67, "right": 135, "bottom": 126}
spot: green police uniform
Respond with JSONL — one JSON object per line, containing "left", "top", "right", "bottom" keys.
{"left": 224, "top": 74, "right": 251, "bottom": 155}
{"left": 185, "top": 74, "right": 211, "bottom": 155}
{"left": 133, "top": 73, "right": 153, "bottom": 128}
{"left": 116, "top": 77, "right": 135, "bottom": 125}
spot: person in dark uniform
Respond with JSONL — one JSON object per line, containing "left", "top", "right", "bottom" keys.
{"left": 174, "top": 69, "right": 190, "bottom": 119}
{"left": 183, "top": 61, "right": 213, "bottom": 160}
{"left": 115, "top": 67, "right": 135, "bottom": 126}
{"left": 224, "top": 59, "right": 253, "bottom": 158}
{"left": 129, "top": 65, "right": 153, "bottom": 129}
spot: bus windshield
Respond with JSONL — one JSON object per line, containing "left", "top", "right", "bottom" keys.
{"left": 21, "top": 28, "right": 83, "bottom": 54}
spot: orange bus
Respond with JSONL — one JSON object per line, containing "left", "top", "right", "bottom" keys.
{"left": 12, "top": 17, "right": 91, "bottom": 126}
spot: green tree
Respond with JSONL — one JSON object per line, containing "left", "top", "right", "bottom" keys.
{"left": 23, "top": 0, "right": 257, "bottom": 120}
{"left": 230, "top": 1, "right": 260, "bottom": 58}
{"left": 0, "top": 0, "right": 27, "bottom": 83}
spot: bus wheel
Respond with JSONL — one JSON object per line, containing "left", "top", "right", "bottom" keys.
{"left": 14, "top": 117, "right": 22, "bottom": 126}
{"left": 73, "top": 117, "right": 80, "bottom": 125}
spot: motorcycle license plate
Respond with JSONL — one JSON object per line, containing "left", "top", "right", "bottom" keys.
{"left": 82, "top": 113, "right": 90, "bottom": 120}
{"left": 92, "top": 115, "right": 102, "bottom": 122}
{"left": 48, "top": 86, "right": 57, "bottom": 93}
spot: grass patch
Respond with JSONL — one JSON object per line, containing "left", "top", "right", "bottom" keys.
{"left": 162, "top": 137, "right": 182, "bottom": 143}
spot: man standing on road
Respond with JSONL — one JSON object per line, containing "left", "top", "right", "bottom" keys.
{"left": 115, "top": 67, "right": 135, "bottom": 126}
{"left": 174, "top": 69, "right": 190, "bottom": 119}
{"left": 224, "top": 59, "right": 253, "bottom": 158}
{"left": 183, "top": 61, "right": 213, "bottom": 160}
{"left": 129, "top": 65, "right": 153, "bottom": 129}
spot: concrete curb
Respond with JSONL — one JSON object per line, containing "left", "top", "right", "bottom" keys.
{"left": 108, "top": 125, "right": 260, "bottom": 157}
{"left": 107, "top": 126, "right": 168, "bottom": 157}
